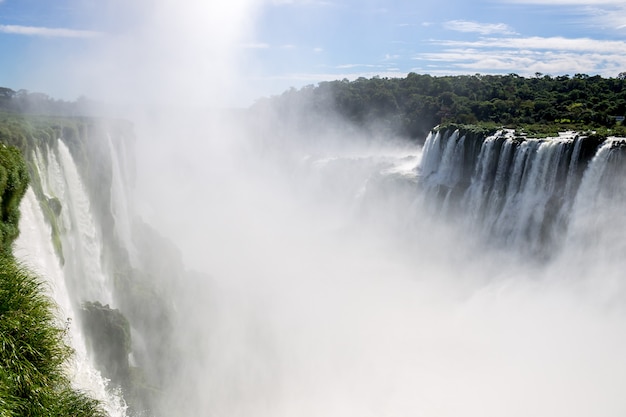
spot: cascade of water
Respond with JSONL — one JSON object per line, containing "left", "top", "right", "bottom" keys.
{"left": 563, "top": 136, "right": 584, "bottom": 197}
{"left": 418, "top": 129, "right": 598, "bottom": 254}
{"left": 417, "top": 129, "right": 466, "bottom": 214}
{"left": 107, "top": 134, "right": 137, "bottom": 266}
{"left": 462, "top": 132, "right": 508, "bottom": 225}
{"left": 51, "top": 140, "right": 113, "bottom": 305}
{"left": 567, "top": 140, "right": 626, "bottom": 246}
{"left": 499, "top": 139, "right": 569, "bottom": 249}
{"left": 14, "top": 187, "right": 128, "bottom": 417}
{"left": 418, "top": 130, "right": 443, "bottom": 178}
{"left": 479, "top": 137, "right": 517, "bottom": 229}
{"left": 434, "top": 130, "right": 462, "bottom": 188}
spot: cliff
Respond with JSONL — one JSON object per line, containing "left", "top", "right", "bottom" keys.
{"left": 419, "top": 125, "right": 626, "bottom": 257}
{"left": 0, "top": 136, "right": 107, "bottom": 416}
{"left": 0, "top": 112, "right": 183, "bottom": 416}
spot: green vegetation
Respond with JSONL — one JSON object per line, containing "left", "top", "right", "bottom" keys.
{"left": 0, "top": 107, "right": 164, "bottom": 415}
{"left": 0, "top": 145, "right": 29, "bottom": 255}
{"left": 0, "top": 106, "right": 169, "bottom": 415}
{"left": 251, "top": 72, "right": 626, "bottom": 140}
{"left": 0, "top": 111, "right": 130, "bottom": 264}
{"left": 0, "top": 119, "right": 107, "bottom": 415}
{"left": 0, "top": 111, "right": 78, "bottom": 263}
{"left": 0, "top": 253, "right": 107, "bottom": 416}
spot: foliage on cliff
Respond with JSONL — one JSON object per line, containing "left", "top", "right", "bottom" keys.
{"left": 0, "top": 127, "right": 107, "bottom": 416}
{"left": 0, "top": 145, "right": 29, "bottom": 254}
{"left": 250, "top": 72, "right": 626, "bottom": 140}
{"left": 0, "top": 254, "right": 108, "bottom": 416}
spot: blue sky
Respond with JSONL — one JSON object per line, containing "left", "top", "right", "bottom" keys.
{"left": 1, "top": 0, "right": 626, "bottom": 106}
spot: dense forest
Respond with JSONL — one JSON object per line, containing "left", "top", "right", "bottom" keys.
{"left": 249, "top": 72, "right": 626, "bottom": 140}
{"left": 4, "top": 72, "right": 626, "bottom": 141}
{"left": 0, "top": 87, "right": 104, "bottom": 117}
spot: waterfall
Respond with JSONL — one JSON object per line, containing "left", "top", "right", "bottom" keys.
{"left": 566, "top": 139, "right": 626, "bottom": 254}
{"left": 14, "top": 188, "right": 128, "bottom": 417}
{"left": 11, "top": 130, "right": 141, "bottom": 415}
{"left": 418, "top": 128, "right": 606, "bottom": 255}
{"left": 107, "top": 133, "right": 137, "bottom": 267}
{"left": 49, "top": 140, "right": 113, "bottom": 305}
{"left": 8, "top": 119, "right": 626, "bottom": 417}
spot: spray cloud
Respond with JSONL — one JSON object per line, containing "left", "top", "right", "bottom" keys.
{"left": 31, "top": 1, "right": 626, "bottom": 416}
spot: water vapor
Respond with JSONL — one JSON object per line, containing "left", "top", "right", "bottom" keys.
{"left": 51, "top": 2, "right": 626, "bottom": 416}
{"left": 154, "top": 123, "right": 626, "bottom": 417}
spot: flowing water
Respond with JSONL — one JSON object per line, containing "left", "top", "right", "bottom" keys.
{"left": 13, "top": 124, "right": 626, "bottom": 417}
{"left": 15, "top": 187, "right": 128, "bottom": 417}
{"left": 15, "top": 141, "right": 128, "bottom": 416}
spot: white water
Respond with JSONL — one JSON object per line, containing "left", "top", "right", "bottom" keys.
{"left": 566, "top": 139, "right": 626, "bottom": 259}
{"left": 11, "top": 119, "right": 626, "bottom": 417}
{"left": 15, "top": 188, "right": 128, "bottom": 417}
{"left": 141, "top": 123, "right": 626, "bottom": 417}
{"left": 107, "top": 134, "right": 137, "bottom": 267}
{"left": 48, "top": 141, "right": 113, "bottom": 305}
{"left": 14, "top": 139, "right": 131, "bottom": 415}
{"left": 420, "top": 129, "right": 598, "bottom": 254}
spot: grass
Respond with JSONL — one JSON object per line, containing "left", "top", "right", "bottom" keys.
{"left": 0, "top": 137, "right": 107, "bottom": 415}
{"left": 0, "top": 254, "right": 107, "bottom": 416}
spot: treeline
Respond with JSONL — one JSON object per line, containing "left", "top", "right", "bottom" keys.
{"left": 0, "top": 87, "right": 96, "bottom": 116}
{"left": 250, "top": 72, "right": 626, "bottom": 139}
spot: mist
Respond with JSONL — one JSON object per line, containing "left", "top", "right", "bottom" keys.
{"left": 131, "top": 113, "right": 626, "bottom": 416}
{"left": 52, "top": 1, "right": 626, "bottom": 416}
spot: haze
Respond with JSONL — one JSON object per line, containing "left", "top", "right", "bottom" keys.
{"left": 6, "top": 1, "right": 626, "bottom": 416}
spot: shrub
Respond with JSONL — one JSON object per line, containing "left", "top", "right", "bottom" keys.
{"left": 0, "top": 254, "right": 107, "bottom": 417}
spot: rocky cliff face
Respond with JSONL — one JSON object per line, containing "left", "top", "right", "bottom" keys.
{"left": 3, "top": 114, "right": 184, "bottom": 416}
{"left": 418, "top": 126, "right": 626, "bottom": 256}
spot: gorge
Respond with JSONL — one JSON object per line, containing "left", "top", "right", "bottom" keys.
{"left": 2, "top": 109, "right": 626, "bottom": 416}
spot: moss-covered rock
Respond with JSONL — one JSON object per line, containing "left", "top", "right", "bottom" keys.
{"left": 46, "top": 196, "right": 62, "bottom": 217}
{"left": 80, "top": 301, "right": 132, "bottom": 389}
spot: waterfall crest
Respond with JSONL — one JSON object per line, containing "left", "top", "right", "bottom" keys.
{"left": 417, "top": 128, "right": 621, "bottom": 256}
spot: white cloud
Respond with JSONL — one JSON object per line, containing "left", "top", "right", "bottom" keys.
{"left": 313, "top": 47, "right": 324, "bottom": 53}
{"left": 500, "top": 0, "right": 626, "bottom": 31}
{"left": 444, "top": 20, "right": 517, "bottom": 35}
{"left": 0, "top": 24, "right": 100, "bottom": 38}
{"left": 433, "top": 36, "right": 626, "bottom": 54}
{"left": 416, "top": 36, "right": 626, "bottom": 77}
{"left": 585, "top": 5, "right": 626, "bottom": 29}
